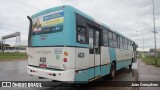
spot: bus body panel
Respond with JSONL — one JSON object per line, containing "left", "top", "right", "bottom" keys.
{"left": 75, "top": 69, "right": 89, "bottom": 82}
{"left": 101, "top": 47, "right": 110, "bottom": 65}
{"left": 115, "top": 48, "right": 133, "bottom": 70}
{"left": 89, "top": 54, "right": 94, "bottom": 67}
{"left": 116, "top": 60, "right": 132, "bottom": 70}
{"left": 75, "top": 48, "right": 89, "bottom": 70}
{"left": 100, "top": 64, "right": 111, "bottom": 76}
{"left": 95, "top": 66, "right": 101, "bottom": 77}
{"left": 115, "top": 48, "right": 132, "bottom": 61}
{"left": 100, "top": 46, "right": 111, "bottom": 76}
{"left": 27, "top": 47, "right": 75, "bottom": 70}
{"left": 88, "top": 67, "right": 94, "bottom": 79}
{"left": 109, "top": 48, "right": 117, "bottom": 62}
{"left": 95, "top": 55, "right": 100, "bottom": 66}
{"left": 28, "top": 66, "right": 75, "bottom": 81}
{"left": 27, "top": 5, "right": 137, "bottom": 83}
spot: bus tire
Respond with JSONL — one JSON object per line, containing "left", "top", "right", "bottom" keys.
{"left": 129, "top": 64, "right": 132, "bottom": 70}
{"left": 110, "top": 62, "right": 116, "bottom": 79}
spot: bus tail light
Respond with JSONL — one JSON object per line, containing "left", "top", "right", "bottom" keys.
{"left": 63, "top": 58, "right": 67, "bottom": 62}
{"left": 30, "top": 70, "right": 36, "bottom": 72}
{"left": 48, "top": 73, "right": 56, "bottom": 76}
{"left": 64, "top": 51, "right": 68, "bottom": 56}
{"left": 48, "top": 73, "right": 53, "bottom": 76}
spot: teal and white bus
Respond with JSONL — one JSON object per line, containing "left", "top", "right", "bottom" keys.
{"left": 27, "top": 5, "right": 137, "bottom": 83}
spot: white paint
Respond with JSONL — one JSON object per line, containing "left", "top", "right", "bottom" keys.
{"left": 101, "top": 47, "right": 110, "bottom": 64}
{"left": 75, "top": 48, "right": 89, "bottom": 70}
{"left": 27, "top": 47, "right": 75, "bottom": 70}
{"left": 28, "top": 66, "right": 75, "bottom": 81}
{"left": 89, "top": 54, "right": 94, "bottom": 67}
{"left": 27, "top": 46, "right": 133, "bottom": 81}
{"left": 95, "top": 54, "right": 100, "bottom": 66}
{"left": 115, "top": 48, "right": 132, "bottom": 61}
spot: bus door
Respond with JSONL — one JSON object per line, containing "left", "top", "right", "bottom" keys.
{"left": 132, "top": 43, "right": 138, "bottom": 62}
{"left": 88, "top": 26, "right": 101, "bottom": 79}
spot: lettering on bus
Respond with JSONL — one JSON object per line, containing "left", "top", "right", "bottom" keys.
{"left": 78, "top": 52, "right": 85, "bottom": 58}
{"left": 43, "top": 12, "right": 63, "bottom": 21}
{"left": 36, "top": 50, "right": 51, "bottom": 54}
{"left": 32, "top": 10, "right": 64, "bottom": 36}
{"left": 39, "top": 57, "right": 46, "bottom": 63}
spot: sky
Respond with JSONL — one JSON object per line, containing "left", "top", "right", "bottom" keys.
{"left": 0, "top": 0, "right": 160, "bottom": 50}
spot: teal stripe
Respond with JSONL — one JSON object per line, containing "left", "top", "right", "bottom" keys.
{"left": 101, "top": 64, "right": 111, "bottom": 76}
{"left": 75, "top": 64, "right": 111, "bottom": 82}
{"left": 116, "top": 59, "right": 132, "bottom": 70}
{"left": 109, "top": 48, "right": 117, "bottom": 62}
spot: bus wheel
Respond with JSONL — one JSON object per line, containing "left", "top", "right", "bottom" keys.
{"left": 129, "top": 64, "right": 132, "bottom": 70}
{"left": 110, "top": 62, "right": 116, "bottom": 79}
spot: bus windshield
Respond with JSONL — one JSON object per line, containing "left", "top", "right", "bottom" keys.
{"left": 32, "top": 10, "right": 64, "bottom": 35}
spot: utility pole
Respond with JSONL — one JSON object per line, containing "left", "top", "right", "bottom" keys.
{"left": 152, "top": 0, "right": 157, "bottom": 64}
{"left": 136, "top": 31, "right": 145, "bottom": 57}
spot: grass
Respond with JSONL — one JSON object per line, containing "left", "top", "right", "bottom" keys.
{"left": 0, "top": 52, "right": 27, "bottom": 60}
{"left": 141, "top": 55, "right": 160, "bottom": 67}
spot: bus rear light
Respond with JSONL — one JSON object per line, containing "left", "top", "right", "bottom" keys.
{"left": 53, "top": 73, "right": 56, "bottom": 76}
{"left": 48, "top": 73, "right": 53, "bottom": 76}
{"left": 30, "top": 70, "right": 36, "bottom": 72}
{"left": 63, "top": 58, "right": 67, "bottom": 62}
{"left": 64, "top": 51, "right": 68, "bottom": 56}
{"left": 48, "top": 73, "right": 56, "bottom": 76}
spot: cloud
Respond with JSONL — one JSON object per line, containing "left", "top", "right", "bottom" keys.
{"left": 0, "top": 0, "right": 159, "bottom": 49}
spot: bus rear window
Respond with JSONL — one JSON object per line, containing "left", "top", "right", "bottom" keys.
{"left": 32, "top": 10, "right": 64, "bottom": 35}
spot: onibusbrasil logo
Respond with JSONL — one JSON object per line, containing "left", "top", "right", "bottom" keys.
{"left": 1, "top": 82, "right": 42, "bottom": 87}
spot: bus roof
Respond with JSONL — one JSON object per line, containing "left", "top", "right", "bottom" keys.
{"left": 31, "top": 5, "right": 135, "bottom": 43}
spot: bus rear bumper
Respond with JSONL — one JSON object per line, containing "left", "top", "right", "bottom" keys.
{"left": 27, "top": 65, "right": 75, "bottom": 82}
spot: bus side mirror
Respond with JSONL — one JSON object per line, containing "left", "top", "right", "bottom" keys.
{"left": 27, "top": 16, "right": 32, "bottom": 47}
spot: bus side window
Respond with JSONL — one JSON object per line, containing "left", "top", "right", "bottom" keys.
{"left": 103, "top": 29, "right": 108, "bottom": 47}
{"left": 117, "top": 35, "right": 120, "bottom": 48}
{"left": 124, "top": 38, "right": 128, "bottom": 50}
{"left": 112, "top": 33, "right": 117, "bottom": 48}
{"left": 132, "top": 42, "right": 136, "bottom": 51}
{"left": 128, "top": 41, "right": 130, "bottom": 50}
{"left": 109, "top": 31, "right": 113, "bottom": 47}
{"left": 120, "top": 36, "right": 123, "bottom": 49}
{"left": 95, "top": 30, "right": 100, "bottom": 54}
{"left": 89, "top": 28, "right": 94, "bottom": 54}
{"left": 77, "top": 27, "right": 86, "bottom": 44}
{"left": 76, "top": 14, "right": 88, "bottom": 44}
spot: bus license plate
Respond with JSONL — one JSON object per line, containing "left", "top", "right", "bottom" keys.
{"left": 39, "top": 64, "right": 47, "bottom": 68}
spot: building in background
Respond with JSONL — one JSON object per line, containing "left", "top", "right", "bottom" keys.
{"left": 0, "top": 42, "right": 27, "bottom": 53}
{"left": 149, "top": 48, "right": 160, "bottom": 56}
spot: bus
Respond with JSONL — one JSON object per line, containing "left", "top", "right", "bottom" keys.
{"left": 27, "top": 5, "right": 137, "bottom": 83}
